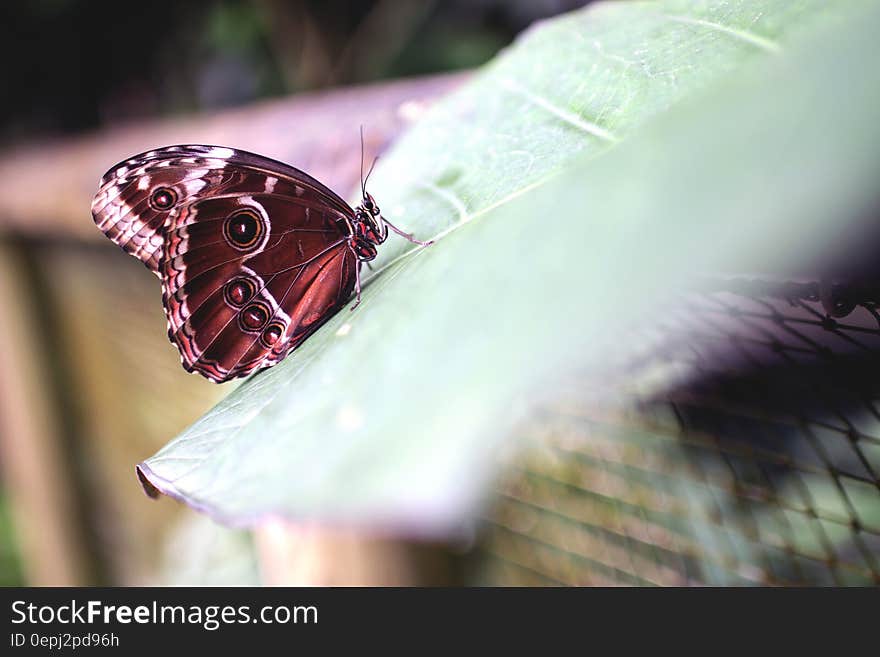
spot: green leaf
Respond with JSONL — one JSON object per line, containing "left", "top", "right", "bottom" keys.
{"left": 138, "top": 0, "right": 880, "bottom": 535}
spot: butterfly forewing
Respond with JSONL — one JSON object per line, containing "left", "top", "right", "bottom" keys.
{"left": 91, "top": 149, "right": 214, "bottom": 273}
{"left": 91, "top": 145, "right": 361, "bottom": 382}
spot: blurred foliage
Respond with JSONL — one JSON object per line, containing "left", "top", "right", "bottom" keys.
{"left": 0, "top": 0, "right": 587, "bottom": 145}
{"left": 0, "top": 491, "right": 24, "bottom": 585}
{"left": 158, "top": 515, "right": 259, "bottom": 586}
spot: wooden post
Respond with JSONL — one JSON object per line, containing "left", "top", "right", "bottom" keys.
{"left": 0, "top": 242, "right": 91, "bottom": 585}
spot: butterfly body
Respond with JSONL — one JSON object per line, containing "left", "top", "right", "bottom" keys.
{"left": 91, "top": 145, "right": 429, "bottom": 383}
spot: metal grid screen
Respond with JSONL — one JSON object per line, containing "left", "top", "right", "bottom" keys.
{"left": 474, "top": 277, "right": 880, "bottom": 586}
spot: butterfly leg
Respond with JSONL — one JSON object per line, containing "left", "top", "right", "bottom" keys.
{"left": 350, "top": 262, "right": 362, "bottom": 311}
{"left": 383, "top": 218, "right": 434, "bottom": 246}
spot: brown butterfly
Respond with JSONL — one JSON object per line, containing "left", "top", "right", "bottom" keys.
{"left": 91, "top": 144, "right": 430, "bottom": 383}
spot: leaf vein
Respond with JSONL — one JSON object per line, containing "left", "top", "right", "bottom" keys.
{"left": 501, "top": 78, "right": 619, "bottom": 142}
{"left": 664, "top": 14, "right": 782, "bottom": 53}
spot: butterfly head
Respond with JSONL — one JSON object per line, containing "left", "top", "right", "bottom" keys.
{"left": 354, "top": 192, "right": 388, "bottom": 247}
{"left": 362, "top": 191, "right": 380, "bottom": 217}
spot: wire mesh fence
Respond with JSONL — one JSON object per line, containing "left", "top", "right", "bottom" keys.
{"left": 474, "top": 276, "right": 880, "bottom": 585}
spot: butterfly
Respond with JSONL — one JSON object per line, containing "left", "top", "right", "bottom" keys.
{"left": 91, "top": 144, "right": 431, "bottom": 383}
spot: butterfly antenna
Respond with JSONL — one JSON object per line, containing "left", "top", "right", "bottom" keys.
{"left": 360, "top": 125, "right": 366, "bottom": 198}
{"left": 360, "top": 126, "right": 380, "bottom": 197}
{"left": 364, "top": 155, "right": 379, "bottom": 192}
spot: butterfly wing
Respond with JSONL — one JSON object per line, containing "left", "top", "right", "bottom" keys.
{"left": 92, "top": 145, "right": 359, "bottom": 382}
{"left": 163, "top": 192, "right": 358, "bottom": 381}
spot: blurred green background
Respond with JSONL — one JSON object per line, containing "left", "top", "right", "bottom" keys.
{"left": 0, "top": 0, "right": 586, "bottom": 145}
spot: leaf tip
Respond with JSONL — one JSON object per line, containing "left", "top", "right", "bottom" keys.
{"left": 136, "top": 462, "right": 163, "bottom": 499}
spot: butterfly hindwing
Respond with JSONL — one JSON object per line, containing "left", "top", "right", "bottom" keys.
{"left": 162, "top": 192, "right": 357, "bottom": 381}
{"left": 179, "top": 246, "right": 357, "bottom": 380}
